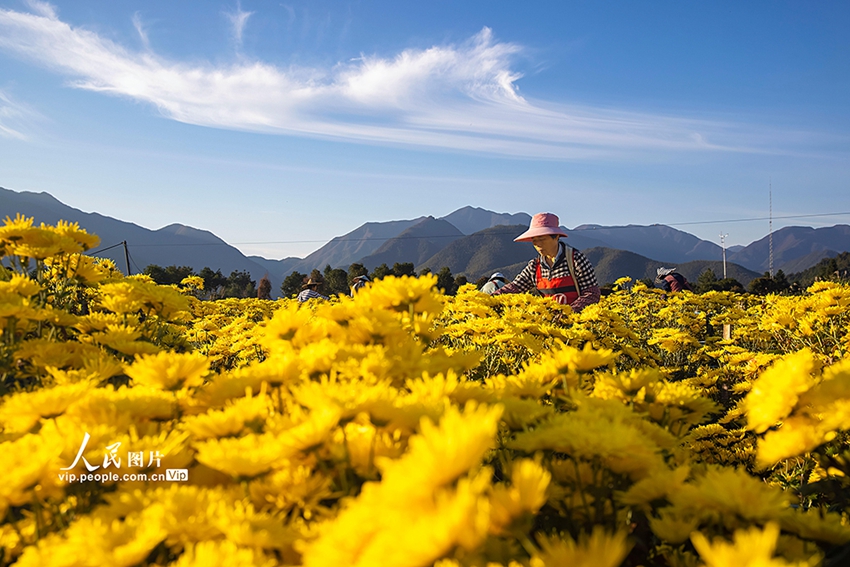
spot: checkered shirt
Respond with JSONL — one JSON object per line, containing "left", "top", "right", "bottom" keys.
{"left": 493, "top": 242, "right": 600, "bottom": 312}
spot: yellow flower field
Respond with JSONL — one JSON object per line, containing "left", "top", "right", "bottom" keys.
{"left": 2, "top": 215, "right": 850, "bottom": 567}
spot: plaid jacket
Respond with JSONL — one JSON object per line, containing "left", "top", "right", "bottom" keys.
{"left": 493, "top": 242, "right": 601, "bottom": 312}
{"left": 297, "top": 289, "right": 329, "bottom": 302}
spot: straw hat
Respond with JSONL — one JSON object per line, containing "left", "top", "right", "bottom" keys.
{"left": 514, "top": 212, "right": 569, "bottom": 242}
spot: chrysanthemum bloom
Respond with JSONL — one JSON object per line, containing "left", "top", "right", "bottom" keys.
{"left": 125, "top": 351, "right": 209, "bottom": 390}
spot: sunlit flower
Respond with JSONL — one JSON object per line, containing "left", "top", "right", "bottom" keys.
{"left": 0, "top": 381, "right": 93, "bottom": 432}
{"left": 745, "top": 349, "right": 820, "bottom": 433}
{"left": 194, "top": 433, "right": 290, "bottom": 479}
{"left": 171, "top": 540, "right": 275, "bottom": 567}
{"left": 183, "top": 393, "right": 272, "bottom": 440}
{"left": 0, "top": 273, "right": 42, "bottom": 297}
{"left": 691, "top": 522, "right": 813, "bottom": 567}
{"left": 531, "top": 528, "right": 632, "bottom": 567}
{"left": 489, "top": 457, "right": 551, "bottom": 533}
{"left": 125, "top": 351, "right": 209, "bottom": 390}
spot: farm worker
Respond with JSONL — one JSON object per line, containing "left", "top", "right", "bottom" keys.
{"left": 490, "top": 212, "right": 601, "bottom": 313}
{"left": 480, "top": 272, "right": 508, "bottom": 294}
{"left": 297, "top": 276, "right": 329, "bottom": 302}
{"left": 350, "top": 274, "right": 370, "bottom": 295}
{"left": 655, "top": 267, "right": 694, "bottom": 292}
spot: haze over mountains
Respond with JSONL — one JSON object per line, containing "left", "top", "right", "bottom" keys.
{"left": 3, "top": 187, "right": 849, "bottom": 295}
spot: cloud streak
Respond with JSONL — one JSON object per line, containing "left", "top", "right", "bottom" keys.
{"left": 0, "top": 3, "right": 803, "bottom": 159}
{"left": 132, "top": 12, "right": 150, "bottom": 50}
{"left": 224, "top": 2, "right": 253, "bottom": 47}
{"left": 0, "top": 89, "right": 39, "bottom": 140}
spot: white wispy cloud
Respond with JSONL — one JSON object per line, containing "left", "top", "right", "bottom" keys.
{"left": 0, "top": 3, "right": 798, "bottom": 159}
{"left": 23, "top": 0, "right": 56, "bottom": 19}
{"left": 132, "top": 12, "right": 150, "bottom": 50}
{"left": 225, "top": 2, "right": 253, "bottom": 47}
{"left": 0, "top": 89, "right": 39, "bottom": 140}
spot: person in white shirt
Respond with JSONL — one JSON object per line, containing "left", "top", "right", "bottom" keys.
{"left": 480, "top": 272, "right": 507, "bottom": 294}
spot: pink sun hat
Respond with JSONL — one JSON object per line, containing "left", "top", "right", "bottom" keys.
{"left": 513, "top": 212, "right": 569, "bottom": 242}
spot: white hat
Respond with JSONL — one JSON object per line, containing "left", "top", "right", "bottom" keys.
{"left": 490, "top": 272, "right": 506, "bottom": 281}
{"left": 656, "top": 267, "right": 676, "bottom": 281}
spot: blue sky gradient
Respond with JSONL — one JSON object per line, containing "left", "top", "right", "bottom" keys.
{"left": 1, "top": 0, "right": 848, "bottom": 258}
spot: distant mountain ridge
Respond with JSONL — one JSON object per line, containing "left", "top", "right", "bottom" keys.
{"left": 0, "top": 186, "right": 280, "bottom": 289}
{"left": 572, "top": 224, "right": 723, "bottom": 264}
{"left": 3, "top": 186, "right": 848, "bottom": 291}
{"left": 581, "top": 248, "right": 760, "bottom": 286}
{"left": 728, "top": 225, "right": 850, "bottom": 273}
{"left": 438, "top": 206, "right": 531, "bottom": 235}
{"left": 287, "top": 217, "right": 427, "bottom": 275}
{"left": 360, "top": 217, "right": 464, "bottom": 270}
{"left": 414, "top": 226, "right": 760, "bottom": 286}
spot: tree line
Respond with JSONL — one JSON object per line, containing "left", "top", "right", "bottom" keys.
{"left": 144, "top": 253, "right": 850, "bottom": 301}
{"left": 142, "top": 265, "right": 256, "bottom": 299}
{"left": 279, "top": 263, "right": 470, "bottom": 299}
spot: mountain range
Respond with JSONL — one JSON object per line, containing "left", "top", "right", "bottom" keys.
{"left": 3, "top": 187, "right": 848, "bottom": 294}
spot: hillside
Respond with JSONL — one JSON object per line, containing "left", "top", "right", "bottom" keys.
{"left": 360, "top": 217, "right": 464, "bottom": 269}
{"left": 287, "top": 217, "right": 427, "bottom": 274}
{"left": 728, "top": 225, "right": 850, "bottom": 273}
{"left": 418, "top": 225, "right": 534, "bottom": 279}
{"left": 0, "top": 186, "right": 280, "bottom": 290}
{"left": 582, "top": 247, "right": 759, "bottom": 286}
{"left": 5, "top": 185, "right": 845, "bottom": 292}
{"left": 775, "top": 249, "right": 837, "bottom": 275}
{"left": 672, "top": 259, "right": 760, "bottom": 286}
{"left": 571, "top": 224, "right": 723, "bottom": 264}
{"left": 581, "top": 247, "right": 664, "bottom": 284}
{"left": 478, "top": 248, "right": 760, "bottom": 288}
{"left": 789, "top": 251, "right": 850, "bottom": 286}
{"left": 439, "top": 206, "right": 531, "bottom": 235}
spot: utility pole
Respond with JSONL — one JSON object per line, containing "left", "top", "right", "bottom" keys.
{"left": 122, "top": 240, "right": 132, "bottom": 275}
{"left": 719, "top": 233, "right": 728, "bottom": 279}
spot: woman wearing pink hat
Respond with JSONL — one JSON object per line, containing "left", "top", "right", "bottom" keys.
{"left": 489, "top": 212, "right": 601, "bottom": 312}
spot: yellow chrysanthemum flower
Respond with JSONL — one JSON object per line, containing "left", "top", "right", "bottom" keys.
{"left": 0, "top": 432, "right": 66, "bottom": 517}
{"left": 1, "top": 216, "right": 82, "bottom": 259}
{"left": 91, "top": 325, "right": 161, "bottom": 356}
{"left": 125, "top": 351, "right": 209, "bottom": 390}
{"left": 377, "top": 401, "right": 503, "bottom": 498}
{"left": 531, "top": 528, "right": 632, "bottom": 567}
{"left": 489, "top": 457, "right": 551, "bottom": 534}
{"left": 64, "top": 385, "right": 177, "bottom": 428}
{"left": 509, "top": 400, "right": 666, "bottom": 481}
{"left": 50, "top": 219, "right": 100, "bottom": 251}
{"left": 746, "top": 349, "right": 820, "bottom": 434}
{"left": 194, "top": 433, "right": 291, "bottom": 479}
{"left": 183, "top": 393, "right": 272, "bottom": 440}
{"left": 691, "top": 522, "right": 813, "bottom": 567}
{"left": 0, "top": 273, "right": 42, "bottom": 297}
{"left": 618, "top": 466, "right": 690, "bottom": 509}
{"left": 0, "top": 381, "right": 93, "bottom": 433}
{"left": 171, "top": 540, "right": 276, "bottom": 567}
{"left": 98, "top": 278, "right": 191, "bottom": 319}
{"left": 180, "top": 275, "right": 205, "bottom": 290}
{"left": 779, "top": 508, "right": 850, "bottom": 546}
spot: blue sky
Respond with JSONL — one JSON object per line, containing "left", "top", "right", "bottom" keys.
{"left": 1, "top": 0, "right": 848, "bottom": 259}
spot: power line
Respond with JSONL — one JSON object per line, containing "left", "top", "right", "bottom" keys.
{"left": 655, "top": 211, "right": 850, "bottom": 228}
{"left": 83, "top": 210, "right": 850, "bottom": 249}
{"left": 87, "top": 241, "right": 127, "bottom": 255}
